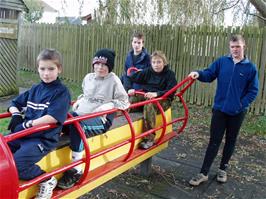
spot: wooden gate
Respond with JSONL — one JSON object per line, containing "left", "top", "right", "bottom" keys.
{"left": 0, "top": 23, "right": 18, "bottom": 97}
{"left": 0, "top": 1, "right": 28, "bottom": 97}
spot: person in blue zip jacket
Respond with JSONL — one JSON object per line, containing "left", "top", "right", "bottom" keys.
{"left": 7, "top": 49, "right": 71, "bottom": 199}
{"left": 188, "top": 34, "right": 259, "bottom": 186}
{"left": 121, "top": 31, "right": 151, "bottom": 91}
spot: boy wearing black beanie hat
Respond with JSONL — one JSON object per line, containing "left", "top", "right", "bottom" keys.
{"left": 92, "top": 48, "right": 115, "bottom": 72}
{"left": 57, "top": 48, "right": 130, "bottom": 190}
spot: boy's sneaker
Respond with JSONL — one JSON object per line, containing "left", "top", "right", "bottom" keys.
{"left": 139, "top": 139, "right": 154, "bottom": 149}
{"left": 189, "top": 173, "right": 208, "bottom": 186}
{"left": 35, "top": 176, "right": 57, "bottom": 199}
{"left": 217, "top": 169, "right": 227, "bottom": 183}
{"left": 57, "top": 168, "right": 82, "bottom": 189}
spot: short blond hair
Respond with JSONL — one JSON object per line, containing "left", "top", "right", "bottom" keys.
{"left": 151, "top": 51, "right": 168, "bottom": 65}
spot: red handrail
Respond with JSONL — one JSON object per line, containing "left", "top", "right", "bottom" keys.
{"left": 0, "top": 76, "right": 195, "bottom": 196}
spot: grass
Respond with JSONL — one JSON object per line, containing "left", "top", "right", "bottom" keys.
{"left": 18, "top": 70, "right": 82, "bottom": 99}
{"left": 242, "top": 112, "right": 266, "bottom": 136}
{"left": 0, "top": 70, "right": 265, "bottom": 137}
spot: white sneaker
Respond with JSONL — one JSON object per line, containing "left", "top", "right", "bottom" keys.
{"left": 35, "top": 176, "right": 57, "bottom": 199}
{"left": 189, "top": 173, "right": 208, "bottom": 186}
{"left": 217, "top": 169, "right": 227, "bottom": 183}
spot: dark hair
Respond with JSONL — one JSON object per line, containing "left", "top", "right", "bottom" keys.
{"left": 36, "top": 48, "right": 62, "bottom": 68}
{"left": 151, "top": 50, "right": 168, "bottom": 65}
{"left": 230, "top": 34, "right": 245, "bottom": 45}
{"left": 132, "top": 31, "right": 145, "bottom": 42}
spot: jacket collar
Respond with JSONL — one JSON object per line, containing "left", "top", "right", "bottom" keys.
{"left": 227, "top": 54, "right": 250, "bottom": 64}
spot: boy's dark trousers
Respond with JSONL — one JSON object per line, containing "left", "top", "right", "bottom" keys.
{"left": 200, "top": 109, "right": 247, "bottom": 175}
{"left": 8, "top": 138, "right": 52, "bottom": 180}
{"left": 7, "top": 122, "right": 59, "bottom": 180}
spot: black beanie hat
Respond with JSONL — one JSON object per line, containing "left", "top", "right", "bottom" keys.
{"left": 92, "top": 48, "right": 116, "bottom": 72}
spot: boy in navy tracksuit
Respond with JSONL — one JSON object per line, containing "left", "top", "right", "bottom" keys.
{"left": 121, "top": 32, "right": 151, "bottom": 91}
{"left": 7, "top": 49, "right": 71, "bottom": 199}
{"left": 123, "top": 50, "right": 177, "bottom": 149}
{"left": 188, "top": 35, "right": 259, "bottom": 186}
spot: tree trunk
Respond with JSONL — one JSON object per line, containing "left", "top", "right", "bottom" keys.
{"left": 250, "top": 0, "right": 266, "bottom": 18}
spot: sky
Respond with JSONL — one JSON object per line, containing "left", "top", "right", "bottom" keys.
{"left": 43, "top": 0, "right": 97, "bottom": 17}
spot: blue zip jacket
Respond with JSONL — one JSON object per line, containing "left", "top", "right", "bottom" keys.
{"left": 197, "top": 55, "right": 259, "bottom": 115}
{"left": 122, "top": 47, "right": 151, "bottom": 90}
{"left": 11, "top": 78, "right": 71, "bottom": 147}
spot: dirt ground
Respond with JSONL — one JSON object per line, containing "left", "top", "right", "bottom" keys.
{"left": 80, "top": 117, "right": 266, "bottom": 199}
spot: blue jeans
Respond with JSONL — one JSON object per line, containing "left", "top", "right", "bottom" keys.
{"left": 200, "top": 109, "right": 247, "bottom": 175}
{"left": 63, "top": 112, "right": 115, "bottom": 152}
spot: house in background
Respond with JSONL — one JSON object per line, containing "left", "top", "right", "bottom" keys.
{"left": 56, "top": 13, "right": 92, "bottom": 25}
{"left": 39, "top": 0, "right": 94, "bottom": 24}
{"left": 81, "top": 13, "right": 92, "bottom": 24}
{"left": 38, "top": 0, "right": 58, "bottom": 23}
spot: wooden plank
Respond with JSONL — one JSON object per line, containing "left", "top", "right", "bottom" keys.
{"left": 0, "top": 23, "right": 17, "bottom": 39}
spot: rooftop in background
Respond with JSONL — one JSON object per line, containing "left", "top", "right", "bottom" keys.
{"left": 38, "top": 0, "right": 96, "bottom": 24}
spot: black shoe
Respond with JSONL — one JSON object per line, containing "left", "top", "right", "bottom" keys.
{"left": 57, "top": 169, "right": 82, "bottom": 189}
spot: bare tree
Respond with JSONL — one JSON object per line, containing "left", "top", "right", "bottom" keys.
{"left": 23, "top": 0, "right": 43, "bottom": 23}
{"left": 249, "top": 0, "right": 266, "bottom": 23}
{"left": 93, "top": 0, "right": 266, "bottom": 26}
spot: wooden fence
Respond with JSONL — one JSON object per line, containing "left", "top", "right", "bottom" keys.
{"left": 17, "top": 24, "right": 266, "bottom": 115}
{"left": 0, "top": 22, "right": 18, "bottom": 97}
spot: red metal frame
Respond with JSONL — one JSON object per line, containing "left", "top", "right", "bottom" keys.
{"left": 0, "top": 76, "right": 195, "bottom": 197}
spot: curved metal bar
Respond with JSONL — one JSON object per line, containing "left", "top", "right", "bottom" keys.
{"left": 128, "top": 91, "right": 168, "bottom": 146}
{"left": 0, "top": 134, "right": 19, "bottom": 198}
{"left": 68, "top": 113, "right": 91, "bottom": 185}
{"left": 153, "top": 101, "right": 167, "bottom": 145}
{"left": 129, "top": 91, "right": 166, "bottom": 143}
{"left": 162, "top": 76, "right": 195, "bottom": 98}
{"left": 176, "top": 95, "right": 189, "bottom": 135}
{"left": 121, "top": 110, "right": 136, "bottom": 161}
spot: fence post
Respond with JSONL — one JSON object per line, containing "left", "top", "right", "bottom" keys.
{"left": 257, "top": 27, "right": 266, "bottom": 115}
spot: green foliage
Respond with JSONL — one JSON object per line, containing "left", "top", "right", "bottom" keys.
{"left": 0, "top": 118, "right": 10, "bottom": 136}
{"left": 17, "top": 70, "right": 82, "bottom": 100}
{"left": 242, "top": 113, "right": 266, "bottom": 136}
{"left": 0, "top": 107, "right": 9, "bottom": 136}
{"left": 23, "top": 0, "right": 43, "bottom": 23}
{"left": 17, "top": 70, "right": 40, "bottom": 88}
